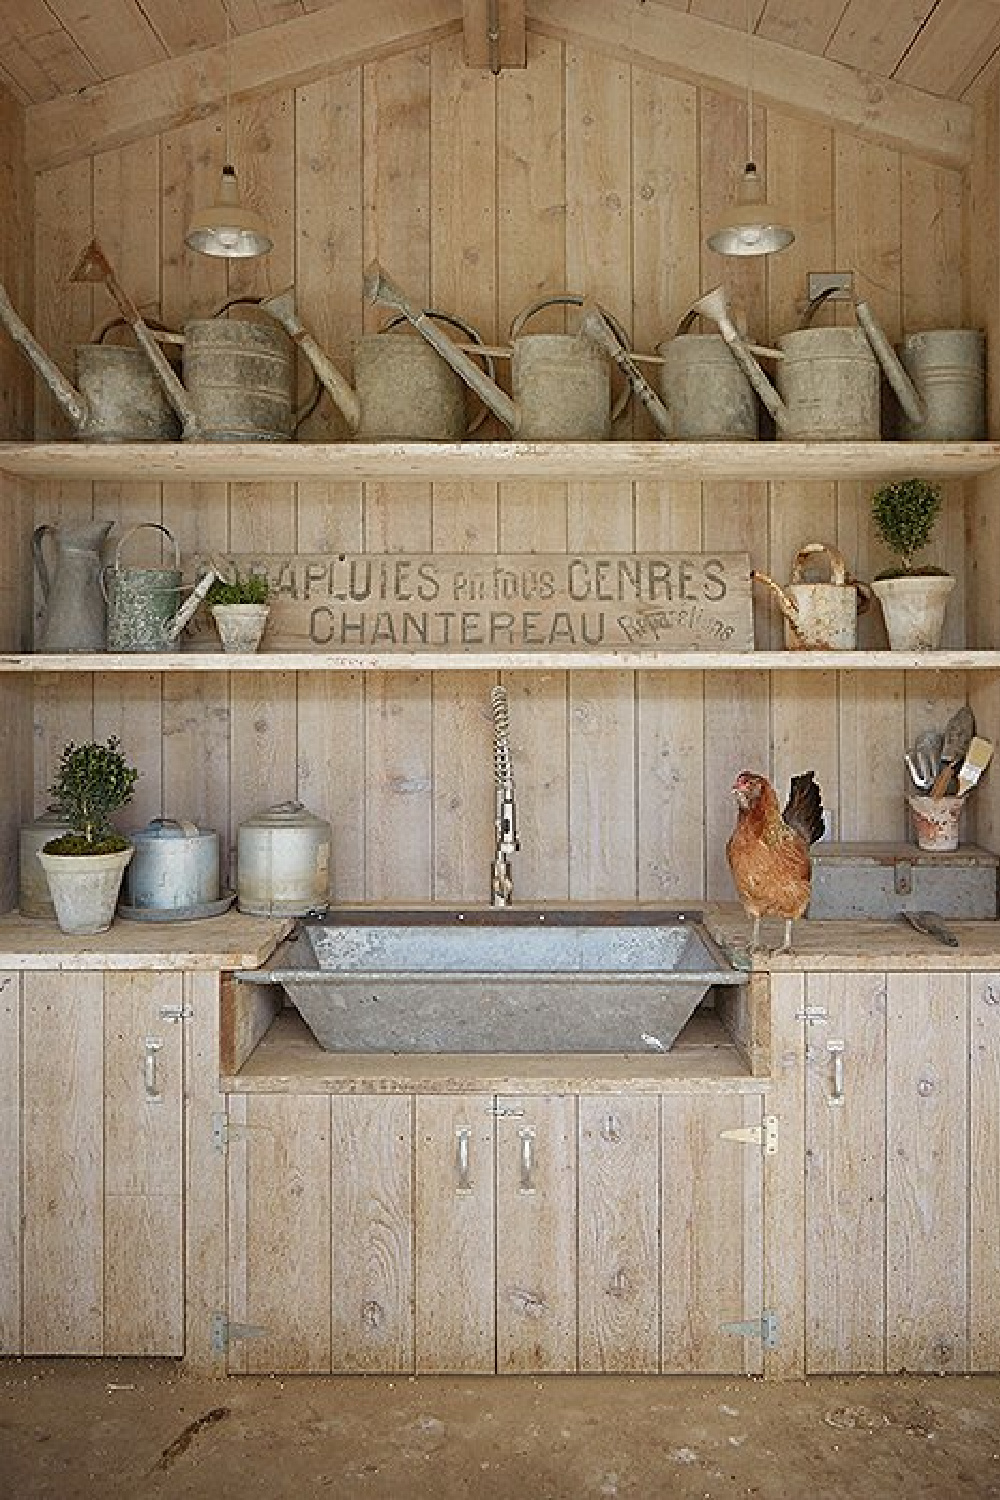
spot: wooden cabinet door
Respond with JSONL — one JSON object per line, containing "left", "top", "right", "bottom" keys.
{"left": 971, "top": 972, "right": 1000, "bottom": 1371}
{"left": 21, "top": 970, "right": 184, "bottom": 1356}
{"left": 578, "top": 1096, "right": 660, "bottom": 1372}
{"left": 495, "top": 1095, "right": 577, "bottom": 1373}
{"left": 227, "top": 1093, "right": 332, "bottom": 1373}
{"left": 802, "top": 971, "right": 887, "bottom": 1373}
{"left": 885, "top": 971, "right": 969, "bottom": 1373}
{"left": 661, "top": 1093, "right": 765, "bottom": 1375}
{"left": 414, "top": 1094, "right": 494, "bottom": 1372}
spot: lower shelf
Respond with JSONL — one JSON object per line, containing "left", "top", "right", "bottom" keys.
{"left": 224, "top": 1005, "right": 762, "bottom": 1094}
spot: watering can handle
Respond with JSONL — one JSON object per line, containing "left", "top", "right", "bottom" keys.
{"left": 383, "top": 310, "right": 498, "bottom": 436}
{"left": 114, "top": 522, "right": 180, "bottom": 572}
{"left": 751, "top": 569, "right": 801, "bottom": 629}
{"left": 32, "top": 525, "right": 53, "bottom": 600}
{"left": 790, "top": 542, "right": 848, "bottom": 587}
{"left": 510, "top": 293, "right": 633, "bottom": 422}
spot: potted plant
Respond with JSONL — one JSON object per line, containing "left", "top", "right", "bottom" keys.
{"left": 205, "top": 569, "right": 271, "bottom": 653}
{"left": 869, "top": 477, "right": 955, "bottom": 650}
{"left": 37, "top": 737, "right": 139, "bottom": 934}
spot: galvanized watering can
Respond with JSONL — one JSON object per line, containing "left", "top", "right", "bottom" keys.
{"left": 754, "top": 542, "right": 870, "bottom": 650}
{"left": 364, "top": 263, "right": 631, "bottom": 440}
{"left": 124, "top": 816, "right": 221, "bottom": 911}
{"left": 692, "top": 284, "right": 932, "bottom": 441}
{"left": 32, "top": 519, "right": 113, "bottom": 652}
{"left": 261, "top": 285, "right": 492, "bottom": 441}
{"left": 102, "top": 523, "right": 215, "bottom": 652}
{"left": 0, "top": 244, "right": 186, "bottom": 441}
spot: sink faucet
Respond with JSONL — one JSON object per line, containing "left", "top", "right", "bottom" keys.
{"left": 490, "top": 684, "right": 519, "bottom": 905}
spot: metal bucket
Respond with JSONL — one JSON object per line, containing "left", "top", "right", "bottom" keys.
{"left": 183, "top": 315, "right": 295, "bottom": 441}
{"left": 898, "top": 329, "right": 987, "bottom": 441}
{"left": 353, "top": 330, "right": 470, "bottom": 442}
{"left": 104, "top": 522, "right": 182, "bottom": 653}
{"left": 657, "top": 332, "right": 758, "bottom": 440}
{"left": 75, "top": 343, "right": 182, "bottom": 442}
{"left": 776, "top": 326, "right": 881, "bottom": 440}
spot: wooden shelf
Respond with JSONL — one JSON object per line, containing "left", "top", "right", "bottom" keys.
{"left": 4, "top": 648, "right": 999, "bottom": 672}
{"left": 224, "top": 1006, "right": 763, "bottom": 1094}
{"left": 2, "top": 439, "right": 1000, "bottom": 484}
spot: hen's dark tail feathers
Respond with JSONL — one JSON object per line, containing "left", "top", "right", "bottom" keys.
{"left": 783, "top": 771, "right": 825, "bottom": 846}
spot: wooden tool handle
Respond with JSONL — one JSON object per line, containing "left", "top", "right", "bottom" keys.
{"left": 930, "top": 762, "right": 954, "bottom": 798}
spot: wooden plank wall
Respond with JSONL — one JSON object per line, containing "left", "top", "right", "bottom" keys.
{"left": 25, "top": 33, "right": 977, "bottom": 906}
{"left": 0, "top": 82, "right": 33, "bottom": 908}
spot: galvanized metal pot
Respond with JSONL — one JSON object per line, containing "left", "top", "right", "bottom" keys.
{"left": 124, "top": 817, "right": 220, "bottom": 911}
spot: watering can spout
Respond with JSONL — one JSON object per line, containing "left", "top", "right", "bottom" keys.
{"left": 0, "top": 279, "right": 90, "bottom": 432}
{"left": 854, "top": 299, "right": 926, "bottom": 429}
{"left": 69, "top": 239, "right": 200, "bottom": 439}
{"left": 364, "top": 260, "right": 520, "bottom": 433}
{"left": 260, "top": 286, "right": 362, "bottom": 433}
{"left": 577, "top": 301, "right": 671, "bottom": 436}
{"left": 165, "top": 568, "right": 217, "bottom": 643}
{"left": 691, "top": 286, "right": 789, "bottom": 430}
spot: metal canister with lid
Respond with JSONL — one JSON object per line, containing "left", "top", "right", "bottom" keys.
{"left": 237, "top": 800, "right": 331, "bottom": 915}
{"left": 19, "top": 808, "right": 71, "bottom": 917}
{"left": 124, "top": 816, "right": 220, "bottom": 911}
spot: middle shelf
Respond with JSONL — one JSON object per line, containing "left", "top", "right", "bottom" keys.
{"left": 5, "top": 649, "right": 1000, "bottom": 673}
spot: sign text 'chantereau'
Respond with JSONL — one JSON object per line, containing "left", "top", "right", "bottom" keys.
{"left": 192, "top": 553, "right": 754, "bottom": 652}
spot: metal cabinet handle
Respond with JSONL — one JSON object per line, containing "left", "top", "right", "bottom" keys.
{"left": 828, "top": 1039, "right": 845, "bottom": 1106}
{"left": 518, "top": 1127, "right": 536, "bottom": 1193}
{"left": 143, "top": 1036, "right": 163, "bottom": 1103}
{"left": 455, "top": 1127, "right": 472, "bottom": 1192}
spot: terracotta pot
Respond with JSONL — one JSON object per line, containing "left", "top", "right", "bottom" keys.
{"left": 908, "top": 794, "right": 965, "bottom": 852}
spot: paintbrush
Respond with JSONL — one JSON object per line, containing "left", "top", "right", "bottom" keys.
{"left": 956, "top": 736, "right": 994, "bottom": 796}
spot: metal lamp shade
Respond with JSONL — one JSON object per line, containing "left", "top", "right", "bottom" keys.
{"left": 185, "top": 166, "right": 273, "bottom": 259}
{"left": 707, "top": 163, "right": 794, "bottom": 258}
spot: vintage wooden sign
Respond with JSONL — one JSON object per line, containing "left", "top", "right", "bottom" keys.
{"left": 188, "top": 552, "right": 754, "bottom": 653}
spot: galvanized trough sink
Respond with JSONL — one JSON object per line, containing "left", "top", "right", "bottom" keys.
{"left": 243, "top": 907, "right": 741, "bottom": 1053}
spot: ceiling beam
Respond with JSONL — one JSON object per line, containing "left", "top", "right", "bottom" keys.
{"left": 532, "top": 0, "right": 971, "bottom": 168}
{"left": 463, "top": 0, "right": 526, "bottom": 70}
{"left": 24, "top": 0, "right": 971, "bottom": 172}
{"left": 25, "top": 0, "right": 464, "bottom": 171}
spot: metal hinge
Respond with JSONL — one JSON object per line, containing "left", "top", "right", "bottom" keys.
{"left": 210, "top": 1312, "right": 267, "bottom": 1353}
{"left": 720, "top": 1310, "right": 779, "bottom": 1349}
{"left": 485, "top": 1104, "right": 525, "bottom": 1117}
{"left": 211, "top": 1111, "right": 232, "bottom": 1153}
{"left": 160, "top": 1003, "right": 194, "bottom": 1022}
{"left": 720, "top": 1114, "right": 778, "bottom": 1156}
{"left": 795, "top": 1005, "right": 828, "bottom": 1024}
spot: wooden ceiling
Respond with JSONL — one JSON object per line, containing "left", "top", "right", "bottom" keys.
{"left": 2, "top": 0, "right": 999, "bottom": 106}
{"left": 2, "top": 0, "right": 994, "bottom": 172}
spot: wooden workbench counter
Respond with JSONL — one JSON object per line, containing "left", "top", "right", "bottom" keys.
{"left": 706, "top": 906, "right": 1000, "bottom": 970}
{"left": 0, "top": 910, "right": 292, "bottom": 969}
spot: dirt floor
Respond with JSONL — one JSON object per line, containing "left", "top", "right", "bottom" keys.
{"left": 3, "top": 1361, "right": 1000, "bottom": 1499}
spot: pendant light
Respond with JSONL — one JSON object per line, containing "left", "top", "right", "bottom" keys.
{"left": 706, "top": 0, "right": 794, "bottom": 258}
{"left": 185, "top": 14, "right": 272, "bottom": 260}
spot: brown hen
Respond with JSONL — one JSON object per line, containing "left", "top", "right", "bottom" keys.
{"left": 726, "top": 770, "right": 825, "bottom": 952}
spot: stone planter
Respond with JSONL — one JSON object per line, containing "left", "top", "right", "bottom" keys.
{"left": 872, "top": 575, "right": 955, "bottom": 651}
{"left": 37, "top": 845, "right": 133, "bottom": 935}
{"left": 211, "top": 603, "right": 269, "bottom": 654}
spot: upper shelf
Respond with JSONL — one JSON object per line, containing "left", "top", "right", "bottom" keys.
{"left": 1, "top": 441, "right": 1000, "bottom": 484}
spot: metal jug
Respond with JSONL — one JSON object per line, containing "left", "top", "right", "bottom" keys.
{"left": 364, "top": 263, "right": 631, "bottom": 440}
{"left": 237, "top": 800, "right": 332, "bottom": 916}
{"left": 32, "top": 519, "right": 113, "bottom": 652}
{"left": 753, "top": 542, "right": 870, "bottom": 651}
{"left": 102, "top": 522, "right": 216, "bottom": 652}
{"left": 261, "top": 286, "right": 493, "bottom": 441}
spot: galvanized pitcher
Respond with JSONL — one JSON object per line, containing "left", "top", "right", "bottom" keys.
{"left": 32, "top": 520, "right": 113, "bottom": 653}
